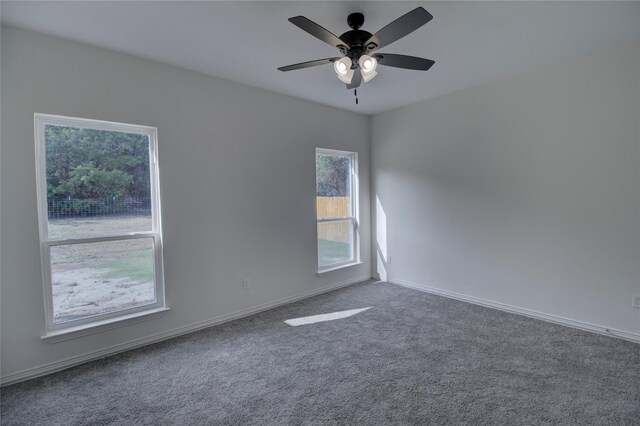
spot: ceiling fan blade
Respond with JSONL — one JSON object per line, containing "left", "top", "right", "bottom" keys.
{"left": 365, "top": 7, "right": 433, "bottom": 51}
{"left": 278, "top": 57, "right": 340, "bottom": 72}
{"left": 346, "top": 69, "right": 362, "bottom": 89}
{"left": 373, "top": 54, "right": 435, "bottom": 71}
{"left": 289, "top": 16, "right": 349, "bottom": 51}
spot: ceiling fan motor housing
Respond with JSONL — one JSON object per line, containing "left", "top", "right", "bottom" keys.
{"left": 339, "top": 29, "right": 374, "bottom": 66}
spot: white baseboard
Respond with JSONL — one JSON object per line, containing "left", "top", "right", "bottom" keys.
{"left": 1, "top": 275, "right": 370, "bottom": 387}
{"left": 389, "top": 277, "right": 640, "bottom": 344}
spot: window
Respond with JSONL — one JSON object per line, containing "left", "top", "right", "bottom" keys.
{"left": 35, "top": 114, "right": 165, "bottom": 336}
{"left": 316, "top": 148, "right": 359, "bottom": 271}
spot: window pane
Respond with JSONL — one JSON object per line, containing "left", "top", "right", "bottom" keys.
{"left": 317, "top": 195, "right": 351, "bottom": 220}
{"left": 316, "top": 153, "right": 351, "bottom": 219}
{"left": 50, "top": 238, "right": 156, "bottom": 323}
{"left": 45, "top": 125, "right": 152, "bottom": 239}
{"left": 318, "top": 220, "right": 353, "bottom": 267}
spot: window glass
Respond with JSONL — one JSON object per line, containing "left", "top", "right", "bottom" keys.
{"left": 316, "top": 149, "right": 357, "bottom": 270}
{"left": 35, "top": 114, "right": 165, "bottom": 333}
{"left": 317, "top": 220, "right": 353, "bottom": 268}
{"left": 50, "top": 238, "right": 156, "bottom": 323}
{"left": 45, "top": 125, "right": 152, "bottom": 240}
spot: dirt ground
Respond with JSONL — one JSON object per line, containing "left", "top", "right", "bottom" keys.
{"left": 48, "top": 216, "right": 156, "bottom": 323}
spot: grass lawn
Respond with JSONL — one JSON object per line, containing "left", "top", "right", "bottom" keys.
{"left": 102, "top": 249, "right": 154, "bottom": 283}
{"left": 318, "top": 239, "right": 352, "bottom": 268}
{"left": 48, "top": 215, "right": 151, "bottom": 240}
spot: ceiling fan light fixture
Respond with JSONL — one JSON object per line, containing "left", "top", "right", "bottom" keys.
{"left": 334, "top": 57, "right": 351, "bottom": 75}
{"left": 359, "top": 55, "right": 377, "bottom": 73}
{"left": 337, "top": 68, "right": 354, "bottom": 84}
{"left": 358, "top": 55, "right": 378, "bottom": 83}
{"left": 334, "top": 57, "right": 354, "bottom": 83}
{"left": 362, "top": 70, "right": 377, "bottom": 83}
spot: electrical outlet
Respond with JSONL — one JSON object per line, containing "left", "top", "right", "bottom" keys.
{"left": 632, "top": 294, "right": 640, "bottom": 309}
{"left": 243, "top": 278, "right": 251, "bottom": 290}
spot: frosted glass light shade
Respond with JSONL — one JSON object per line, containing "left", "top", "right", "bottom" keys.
{"left": 358, "top": 55, "right": 378, "bottom": 83}
{"left": 334, "top": 57, "right": 354, "bottom": 84}
{"left": 359, "top": 55, "right": 377, "bottom": 73}
{"left": 337, "top": 68, "right": 354, "bottom": 84}
{"left": 362, "top": 70, "right": 377, "bottom": 83}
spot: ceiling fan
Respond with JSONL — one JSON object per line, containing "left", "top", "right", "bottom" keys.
{"left": 277, "top": 7, "right": 435, "bottom": 91}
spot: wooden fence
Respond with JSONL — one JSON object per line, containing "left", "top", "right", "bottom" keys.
{"left": 317, "top": 196, "right": 350, "bottom": 219}
{"left": 317, "top": 197, "right": 351, "bottom": 243}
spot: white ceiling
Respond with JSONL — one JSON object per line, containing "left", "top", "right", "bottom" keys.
{"left": 2, "top": 1, "right": 639, "bottom": 115}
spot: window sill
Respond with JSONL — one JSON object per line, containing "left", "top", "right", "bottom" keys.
{"left": 317, "top": 261, "right": 363, "bottom": 277}
{"left": 41, "top": 307, "right": 170, "bottom": 343}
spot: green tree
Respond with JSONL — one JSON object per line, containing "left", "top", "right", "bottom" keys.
{"left": 316, "top": 153, "right": 350, "bottom": 197}
{"left": 54, "top": 164, "right": 133, "bottom": 199}
{"left": 45, "top": 125, "right": 150, "bottom": 199}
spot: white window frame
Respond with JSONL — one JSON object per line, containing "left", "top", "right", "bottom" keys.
{"left": 315, "top": 148, "right": 360, "bottom": 273}
{"left": 34, "top": 113, "right": 167, "bottom": 340}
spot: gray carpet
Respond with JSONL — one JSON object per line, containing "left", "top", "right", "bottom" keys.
{"left": 2, "top": 280, "right": 639, "bottom": 425}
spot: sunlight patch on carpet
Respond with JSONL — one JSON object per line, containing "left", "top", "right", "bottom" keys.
{"left": 284, "top": 307, "right": 372, "bottom": 326}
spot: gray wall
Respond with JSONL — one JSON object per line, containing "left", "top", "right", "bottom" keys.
{"left": 0, "top": 27, "right": 371, "bottom": 380}
{"left": 371, "top": 42, "right": 640, "bottom": 335}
